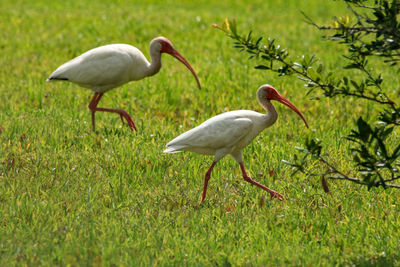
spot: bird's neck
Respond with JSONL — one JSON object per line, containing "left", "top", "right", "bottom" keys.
{"left": 146, "top": 48, "right": 162, "bottom": 77}
{"left": 259, "top": 98, "right": 278, "bottom": 126}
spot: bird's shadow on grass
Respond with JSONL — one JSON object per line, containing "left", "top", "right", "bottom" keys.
{"left": 96, "top": 126, "right": 133, "bottom": 137}
{"left": 349, "top": 254, "right": 398, "bottom": 267}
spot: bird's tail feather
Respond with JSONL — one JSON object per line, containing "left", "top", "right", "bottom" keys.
{"left": 163, "top": 146, "right": 185, "bottom": 153}
{"left": 46, "top": 77, "right": 69, "bottom": 82}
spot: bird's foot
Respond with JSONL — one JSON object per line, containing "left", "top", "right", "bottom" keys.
{"left": 268, "top": 190, "right": 283, "bottom": 201}
{"left": 91, "top": 105, "right": 137, "bottom": 131}
{"left": 241, "top": 170, "right": 284, "bottom": 201}
{"left": 127, "top": 118, "right": 137, "bottom": 131}
{"left": 118, "top": 110, "right": 137, "bottom": 131}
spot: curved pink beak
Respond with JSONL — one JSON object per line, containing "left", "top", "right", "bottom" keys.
{"left": 168, "top": 49, "right": 201, "bottom": 89}
{"left": 275, "top": 94, "right": 309, "bottom": 128}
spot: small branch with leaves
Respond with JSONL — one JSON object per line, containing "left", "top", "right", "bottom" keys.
{"left": 212, "top": 19, "right": 397, "bottom": 109}
{"left": 302, "top": 1, "right": 400, "bottom": 63}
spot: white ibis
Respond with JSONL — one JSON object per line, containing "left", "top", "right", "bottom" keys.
{"left": 164, "top": 84, "right": 308, "bottom": 202}
{"left": 47, "top": 36, "right": 201, "bottom": 131}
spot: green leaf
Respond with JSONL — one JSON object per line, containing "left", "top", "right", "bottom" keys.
{"left": 229, "top": 19, "right": 237, "bottom": 36}
{"left": 380, "top": 126, "right": 394, "bottom": 139}
{"left": 356, "top": 117, "right": 372, "bottom": 143}
{"left": 254, "top": 65, "right": 269, "bottom": 70}
{"left": 350, "top": 80, "right": 359, "bottom": 90}
{"left": 317, "top": 63, "right": 324, "bottom": 73}
{"left": 343, "top": 63, "right": 360, "bottom": 69}
{"left": 343, "top": 76, "right": 349, "bottom": 85}
{"left": 375, "top": 138, "right": 388, "bottom": 158}
{"left": 392, "top": 143, "right": 400, "bottom": 159}
{"left": 246, "top": 31, "right": 252, "bottom": 42}
{"left": 282, "top": 159, "right": 297, "bottom": 167}
{"left": 305, "top": 138, "right": 322, "bottom": 156}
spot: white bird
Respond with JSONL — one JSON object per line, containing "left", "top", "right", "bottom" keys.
{"left": 47, "top": 36, "right": 201, "bottom": 131}
{"left": 164, "top": 84, "right": 308, "bottom": 202}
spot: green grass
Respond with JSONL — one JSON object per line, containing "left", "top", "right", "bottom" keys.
{"left": 1, "top": 0, "right": 399, "bottom": 265}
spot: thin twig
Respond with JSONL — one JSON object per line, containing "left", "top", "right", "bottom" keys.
{"left": 327, "top": 176, "right": 400, "bottom": 188}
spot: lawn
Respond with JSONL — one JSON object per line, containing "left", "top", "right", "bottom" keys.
{"left": 1, "top": 0, "right": 399, "bottom": 265}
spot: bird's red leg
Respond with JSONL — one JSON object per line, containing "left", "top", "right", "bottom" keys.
{"left": 88, "top": 93, "right": 137, "bottom": 131}
{"left": 94, "top": 107, "right": 137, "bottom": 131}
{"left": 201, "top": 161, "right": 217, "bottom": 202}
{"left": 239, "top": 162, "right": 283, "bottom": 201}
{"left": 88, "top": 93, "right": 103, "bottom": 131}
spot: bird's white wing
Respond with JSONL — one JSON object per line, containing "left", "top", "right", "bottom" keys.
{"left": 48, "top": 44, "right": 148, "bottom": 90}
{"left": 165, "top": 114, "right": 254, "bottom": 153}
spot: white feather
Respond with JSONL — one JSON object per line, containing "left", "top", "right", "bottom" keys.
{"left": 164, "top": 110, "right": 270, "bottom": 157}
{"left": 47, "top": 44, "right": 152, "bottom": 92}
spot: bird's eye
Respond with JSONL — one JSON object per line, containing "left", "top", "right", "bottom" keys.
{"left": 269, "top": 89, "right": 273, "bottom": 93}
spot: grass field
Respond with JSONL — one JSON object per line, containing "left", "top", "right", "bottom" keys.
{"left": 1, "top": 0, "right": 399, "bottom": 265}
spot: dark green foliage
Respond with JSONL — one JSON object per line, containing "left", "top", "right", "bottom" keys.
{"left": 215, "top": 0, "right": 400, "bottom": 189}
{"left": 317, "top": 0, "right": 400, "bottom": 63}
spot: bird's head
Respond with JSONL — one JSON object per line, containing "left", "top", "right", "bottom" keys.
{"left": 151, "top": 36, "right": 201, "bottom": 89}
{"left": 263, "top": 84, "right": 281, "bottom": 101}
{"left": 259, "top": 84, "right": 309, "bottom": 128}
{"left": 150, "top": 37, "right": 172, "bottom": 53}
{"left": 151, "top": 37, "right": 175, "bottom": 54}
